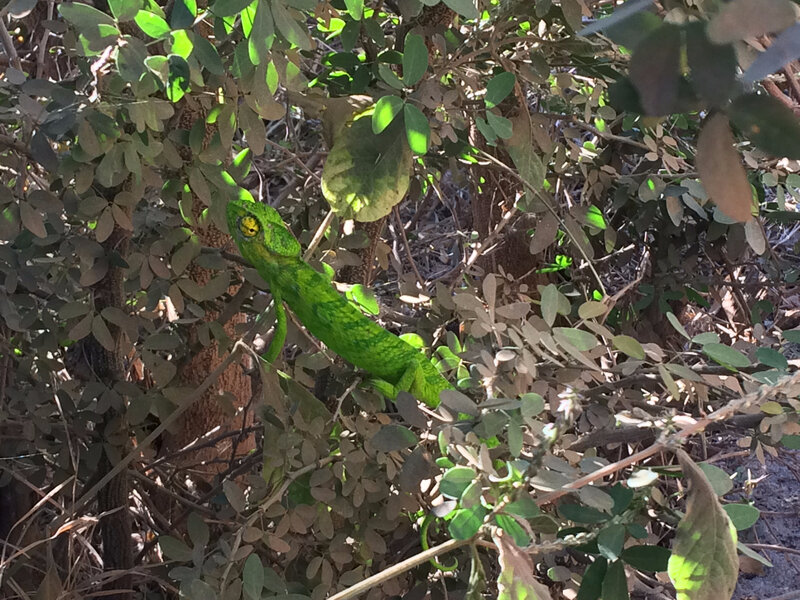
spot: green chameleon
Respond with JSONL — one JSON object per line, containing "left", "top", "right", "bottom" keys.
{"left": 226, "top": 198, "right": 451, "bottom": 408}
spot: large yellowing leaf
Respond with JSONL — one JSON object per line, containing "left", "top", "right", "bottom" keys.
{"left": 696, "top": 113, "right": 754, "bottom": 222}
{"left": 668, "top": 450, "right": 738, "bottom": 600}
{"left": 321, "top": 113, "right": 412, "bottom": 222}
{"left": 494, "top": 529, "right": 552, "bottom": 600}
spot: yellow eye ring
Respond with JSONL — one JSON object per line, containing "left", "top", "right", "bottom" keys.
{"left": 238, "top": 215, "right": 260, "bottom": 238}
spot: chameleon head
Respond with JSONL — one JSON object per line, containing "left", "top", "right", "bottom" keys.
{"left": 226, "top": 199, "right": 301, "bottom": 259}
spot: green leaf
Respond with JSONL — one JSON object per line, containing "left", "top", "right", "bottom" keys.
{"left": 728, "top": 93, "right": 800, "bottom": 159}
{"left": 597, "top": 524, "right": 626, "bottom": 561}
{"left": 158, "top": 535, "right": 193, "bottom": 561}
{"left": 553, "top": 327, "right": 598, "bottom": 351}
{"left": 440, "top": 466, "right": 476, "bottom": 499}
{"left": 271, "top": 0, "right": 312, "bottom": 50}
{"left": 582, "top": 205, "right": 606, "bottom": 229}
{"left": 171, "top": 0, "right": 196, "bottom": 28}
{"left": 403, "top": 103, "right": 430, "bottom": 154}
{"left": 59, "top": 2, "right": 117, "bottom": 29}
{"left": 505, "top": 496, "right": 540, "bottom": 519}
{"left": 372, "top": 95, "right": 404, "bottom": 134}
{"left": 242, "top": 554, "right": 264, "bottom": 600}
{"left": 485, "top": 72, "right": 516, "bottom": 108}
{"left": 755, "top": 347, "right": 788, "bottom": 370}
{"left": 170, "top": 29, "right": 193, "bottom": 59}
{"left": 602, "top": 560, "right": 629, "bottom": 600}
{"left": 578, "top": 301, "right": 606, "bottom": 320}
{"left": 442, "top": 0, "right": 478, "bottom": 19}
{"left": 134, "top": 10, "right": 171, "bottom": 38}
{"left": 781, "top": 434, "right": 800, "bottom": 449}
{"left": 486, "top": 111, "right": 513, "bottom": 139}
{"left": 211, "top": 0, "right": 254, "bottom": 17}
{"left": 612, "top": 335, "right": 645, "bottom": 359}
{"left": 92, "top": 315, "right": 115, "bottom": 351}
{"left": 621, "top": 545, "right": 671, "bottom": 572}
{"left": 559, "top": 503, "right": 609, "bottom": 524}
{"left": 449, "top": 505, "right": 487, "bottom": 540}
{"left": 191, "top": 34, "right": 224, "bottom": 75}
{"left": 370, "top": 424, "right": 417, "bottom": 452}
{"left": 143, "top": 333, "right": 182, "bottom": 351}
{"left": 629, "top": 24, "right": 682, "bottom": 116}
{"left": 783, "top": 328, "right": 800, "bottom": 343}
{"left": 666, "top": 311, "right": 691, "bottom": 339}
{"left": 322, "top": 114, "right": 412, "bottom": 222}
{"left": 248, "top": 0, "right": 274, "bottom": 65}
{"left": 167, "top": 54, "right": 191, "bottom": 102}
{"left": 402, "top": 33, "right": 428, "bottom": 86}
{"left": 668, "top": 450, "right": 738, "bottom": 600}
{"left": 186, "top": 512, "right": 210, "bottom": 548}
{"left": 378, "top": 63, "right": 405, "bottom": 89}
{"left": 698, "top": 463, "right": 733, "bottom": 496}
{"left": 576, "top": 557, "right": 606, "bottom": 600}
{"left": 109, "top": 0, "right": 142, "bottom": 21}
{"left": 495, "top": 514, "right": 530, "bottom": 547}
{"left": 702, "top": 343, "right": 750, "bottom": 369}
{"left": 505, "top": 112, "right": 545, "bottom": 207}
{"left": 540, "top": 283, "right": 560, "bottom": 327}
{"left": 343, "top": 0, "right": 364, "bottom": 19}
{"left": 723, "top": 504, "right": 760, "bottom": 530}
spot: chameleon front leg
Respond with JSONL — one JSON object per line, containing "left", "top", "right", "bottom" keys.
{"left": 261, "top": 289, "right": 287, "bottom": 363}
{"left": 367, "top": 355, "right": 431, "bottom": 405}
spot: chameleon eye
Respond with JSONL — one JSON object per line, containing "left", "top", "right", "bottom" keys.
{"left": 238, "top": 215, "right": 260, "bottom": 238}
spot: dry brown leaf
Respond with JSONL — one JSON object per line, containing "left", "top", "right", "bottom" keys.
{"left": 696, "top": 113, "right": 754, "bottom": 222}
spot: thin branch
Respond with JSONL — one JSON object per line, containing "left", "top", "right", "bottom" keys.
{"left": 327, "top": 538, "right": 472, "bottom": 600}
{"left": 537, "top": 370, "right": 800, "bottom": 506}
{"left": 748, "top": 543, "right": 800, "bottom": 557}
{"left": 393, "top": 206, "right": 425, "bottom": 288}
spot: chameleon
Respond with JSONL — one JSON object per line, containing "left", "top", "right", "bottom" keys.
{"left": 225, "top": 198, "right": 452, "bottom": 408}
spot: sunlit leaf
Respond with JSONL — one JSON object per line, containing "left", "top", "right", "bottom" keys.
{"left": 134, "top": 10, "right": 170, "bottom": 38}
{"left": 322, "top": 113, "right": 412, "bottom": 222}
{"left": 668, "top": 450, "right": 738, "bottom": 600}
{"left": 494, "top": 530, "right": 553, "bottom": 599}
{"left": 485, "top": 72, "right": 516, "bottom": 108}
{"left": 403, "top": 103, "right": 430, "bottom": 154}
{"left": 372, "top": 95, "right": 404, "bottom": 134}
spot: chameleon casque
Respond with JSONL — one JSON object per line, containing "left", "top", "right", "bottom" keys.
{"left": 226, "top": 198, "right": 452, "bottom": 408}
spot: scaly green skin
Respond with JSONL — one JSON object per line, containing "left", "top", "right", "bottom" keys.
{"left": 226, "top": 198, "right": 451, "bottom": 408}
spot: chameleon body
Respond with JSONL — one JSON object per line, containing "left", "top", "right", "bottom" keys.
{"left": 226, "top": 198, "right": 451, "bottom": 408}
